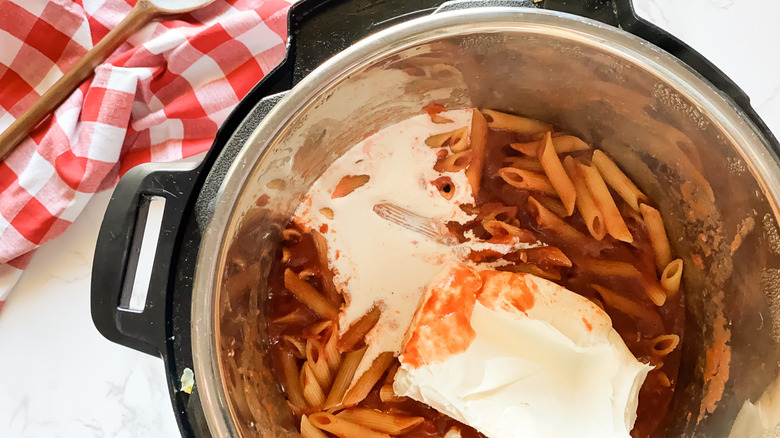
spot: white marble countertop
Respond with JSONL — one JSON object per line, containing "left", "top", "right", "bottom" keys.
{"left": 1, "top": 0, "right": 778, "bottom": 436}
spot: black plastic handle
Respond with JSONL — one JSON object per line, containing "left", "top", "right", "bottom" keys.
{"left": 91, "top": 162, "right": 199, "bottom": 357}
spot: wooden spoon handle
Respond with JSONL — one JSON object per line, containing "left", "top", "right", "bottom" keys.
{"left": 0, "top": 0, "right": 159, "bottom": 160}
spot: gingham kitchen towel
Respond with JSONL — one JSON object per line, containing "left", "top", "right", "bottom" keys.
{"left": 0, "top": 0, "right": 292, "bottom": 311}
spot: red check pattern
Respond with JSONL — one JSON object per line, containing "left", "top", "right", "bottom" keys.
{"left": 0, "top": 0, "right": 292, "bottom": 306}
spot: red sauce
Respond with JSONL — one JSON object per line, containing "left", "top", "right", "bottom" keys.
{"left": 265, "top": 119, "right": 685, "bottom": 438}
{"left": 255, "top": 193, "right": 270, "bottom": 207}
{"left": 403, "top": 265, "right": 481, "bottom": 368}
{"left": 422, "top": 103, "right": 447, "bottom": 119}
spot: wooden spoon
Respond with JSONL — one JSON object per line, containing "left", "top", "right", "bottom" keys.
{"left": 0, "top": 0, "right": 216, "bottom": 160}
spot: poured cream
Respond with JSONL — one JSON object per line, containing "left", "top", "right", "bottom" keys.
{"left": 296, "top": 110, "right": 480, "bottom": 382}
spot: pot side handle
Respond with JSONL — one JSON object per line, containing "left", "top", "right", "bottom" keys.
{"left": 91, "top": 162, "right": 199, "bottom": 357}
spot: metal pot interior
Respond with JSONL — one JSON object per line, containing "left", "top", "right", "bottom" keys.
{"left": 193, "top": 8, "right": 780, "bottom": 438}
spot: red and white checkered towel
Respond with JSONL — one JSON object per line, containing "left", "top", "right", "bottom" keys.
{"left": 0, "top": 0, "right": 292, "bottom": 311}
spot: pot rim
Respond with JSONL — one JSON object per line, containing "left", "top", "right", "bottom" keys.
{"left": 191, "top": 6, "right": 780, "bottom": 438}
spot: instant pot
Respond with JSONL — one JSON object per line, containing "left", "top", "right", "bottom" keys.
{"left": 91, "top": 0, "right": 780, "bottom": 437}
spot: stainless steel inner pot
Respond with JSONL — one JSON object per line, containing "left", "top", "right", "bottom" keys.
{"left": 191, "top": 7, "right": 780, "bottom": 438}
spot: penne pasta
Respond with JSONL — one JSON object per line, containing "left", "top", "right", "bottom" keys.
{"left": 483, "top": 220, "right": 536, "bottom": 243}
{"left": 527, "top": 196, "right": 590, "bottom": 247}
{"left": 434, "top": 150, "right": 473, "bottom": 173}
{"left": 503, "top": 155, "right": 545, "bottom": 173}
{"left": 642, "top": 280, "right": 667, "bottom": 307}
{"left": 563, "top": 155, "right": 606, "bottom": 240}
{"left": 524, "top": 246, "right": 572, "bottom": 268}
{"left": 654, "top": 370, "right": 672, "bottom": 388}
{"left": 639, "top": 204, "right": 673, "bottom": 273}
{"left": 283, "top": 335, "right": 306, "bottom": 359}
{"left": 538, "top": 132, "right": 576, "bottom": 216}
{"left": 324, "top": 326, "right": 342, "bottom": 373}
{"left": 339, "top": 307, "right": 382, "bottom": 352}
{"left": 273, "top": 307, "right": 308, "bottom": 324}
{"left": 284, "top": 269, "right": 339, "bottom": 319}
{"left": 465, "top": 109, "right": 489, "bottom": 196}
{"left": 498, "top": 167, "right": 557, "bottom": 196}
{"left": 336, "top": 408, "right": 425, "bottom": 434}
{"left": 577, "top": 160, "right": 634, "bottom": 243}
{"left": 301, "top": 415, "right": 329, "bottom": 438}
{"left": 324, "top": 346, "right": 366, "bottom": 408}
{"left": 482, "top": 109, "right": 551, "bottom": 135}
{"left": 302, "top": 362, "right": 326, "bottom": 407}
{"left": 534, "top": 195, "right": 568, "bottom": 218}
{"left": 649, "top": 334, "right": 680, "bottom": 357}
{"left": 509, "top": 139, "right": 542, "bottom": 156}
{"left": 312, "top": 231, "right": 341, "bottom": 305}
{"left": 308, "top": 412, "right": 391, "bottom": 438}
{"left": 306, "top": 338, "right": 334, "bottom": 390}
{"left": 279, "top": 348, "right": 307, "bottom": 409}
{"left": 551, "top": 135, "right": 591, "bottom": 154}
{"left": 305, "top": 320, "right": 333, "bottom": 337}
{"left": 576, "top": 257, "right": 642, "bottom": 278}
{"left": 319, "top": 207, "right": 334, "bottom": 220}
{"left": 510, "top": 135, "right": 590, "bottom": 157}
{"left": 424, "top": 126, "right": 469, "bottom": 152}
{"left": 501, "top": 262, "right": 561, "bottom": 281}
{"left": 341, "top": 352, "right": 396, "bottom": 407}
{"left": 332, "top": 174, "right": 370, "bottom": 199}
{"left": 379, "top": 384, "right": 407, "bottom": 403}
{"left": 590, "top": 284, "right": 663, "bottom": 329}
{"left": 660, "top": 259, "right": 684, "bottom": 298}
{"left": 592, "top": 150, "right": 647, "bottom": 211}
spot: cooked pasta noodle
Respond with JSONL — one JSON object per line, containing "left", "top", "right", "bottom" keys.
{"left": 336, "top": 408, "right": 425, "bottom": 434}
{"left": 534, "top": 195, "right": 569, "bottom": 218}
{"left": 649, "top": 334, "right": 680, "bottom": 356}
{"left": 639, "top": 204, "right": 673, "bottom": 273}
{"left": 465, "top": 110, "right": 488, "bottom": 196}
{"left": 339, "top": 307, "right": 381, "bottom": 352}
{"left": 332, "top": 174, "right": 370, "bottom": 199}
{"left": 510, "top": 135, "right": 590, "bottom": 157}
{"left": 660, "top": 259, "right": 684, "bottom": 297}
{"left": 309, "top": 412, "right": 391, "bottom": 438}
{"left": 590, "top": 284, "right": 663, "bottom": 329}
{"left": 280, "top": 348, "right": 306, "bottom": 409}
{"left": 283, "top": 335, "right": 306, "bottom": 358}
{"left": 324, "top": 347, "right": 366, "bottom": 409}
{"left": 563, "top": 156, "right": 606, "bottom": 240}
{"left": 379, "top": 384, "right": 406, "bottom": 403}
{"left": 527, "top": 196, "right": 591, "bottom": 247}
{"left": 498, "top": 167, "right": 557, "bottom": 196}
{"left": 306, "top": 339, "right": 333, "bottom": 390}
{"left": 434, "top": 150, "right": 473, "bottom": 173}
{"left": 592, "top": 150, "right": 647, "bottom": 211}
{"left": 482, "top": 109, "right": 551, "bottom": 135}
{"left": 301, "top": 415, "right": 329, "bottom": 438}
{"left": 284, "top": 268, "right": 339, "bottom": 319}
{"left": 341, "top": 352, "right": 395, "bottom": 407}
{"left": 503, "top": 155, "right": 545, "bottom": 172}
{"left": 577, "top": 160, "right": 634, "bottom": 243}
{"left": 538, "top": 132, "right": 576, "bottom": 216}
{"left": 302, "top": 362, "right": 327, "bottom": 407}
{"left": 577, "top": 257, "right": 642, "bottom": 277}
{"left": 425, "top": 126, "right": 469, "bottom": 151}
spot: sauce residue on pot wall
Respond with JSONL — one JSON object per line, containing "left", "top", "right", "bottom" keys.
{"left": 699, "top": 290, "right": 732, "bottom": 421}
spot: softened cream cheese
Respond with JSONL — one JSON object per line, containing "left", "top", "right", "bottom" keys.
{"left": 394, "top": 264, "right": 652, "bottom": 438}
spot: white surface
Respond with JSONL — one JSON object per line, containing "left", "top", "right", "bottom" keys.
{"left": 0, "top": 1, "right": 778, "bottom": 436}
